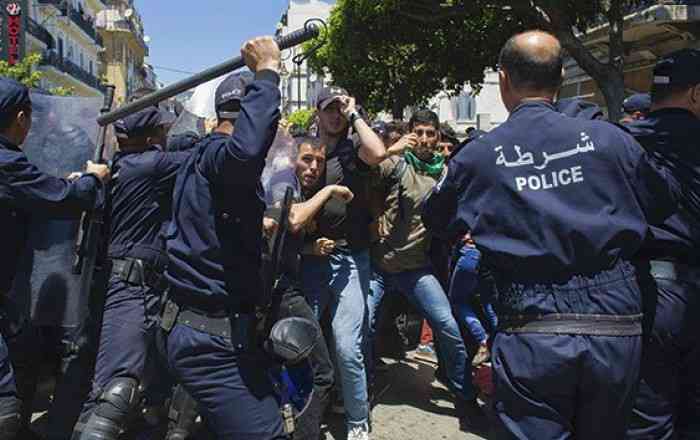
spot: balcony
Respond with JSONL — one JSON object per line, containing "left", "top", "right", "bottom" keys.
{"left": 69, "top": 7, "right": 99, "bottom": 43}
{"left": 37, "top": 0, "right": 102, "bottom": 46}
{"left": 40, "top": 50, "right": 106, "bottom": 93}
{"left": 36, "top": 0, "right": 68, "bottom": 14}
{"left": 27, "top": 18, "right": 55, "bottom": 49}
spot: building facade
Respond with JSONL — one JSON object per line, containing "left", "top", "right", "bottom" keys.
{"left": 561, "top": 1, "right": 700, "bottom": 108}
{"left": 96, "top": 0, "right": 153, "bottom": 105}
{"left": 277, "top": 0, "right": 334, "bottom": 114}
{"left": 24, "top": 0, "right": 106, "bottom": 97}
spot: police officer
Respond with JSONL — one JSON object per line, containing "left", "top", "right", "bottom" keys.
{"left": 621, "top": 93, "right": 652, "bottom": 123}
{"left": 162, "top": 37, "right": 288, "bottom": 439}
{"left": 71, "top": 106, "right": 190, "bottom": 440}
{"left": 625, "top": 49, "right": 700, "bottom": 440}
{"left": 422, "top": 31, "right": 682, "bottom": 439}
{"left": 0, "top": 77, "right": 110, "bottom": 440}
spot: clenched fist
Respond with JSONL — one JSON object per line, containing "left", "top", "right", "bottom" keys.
{"left": 241, "top": 36, "right": 280, "bottom": 74}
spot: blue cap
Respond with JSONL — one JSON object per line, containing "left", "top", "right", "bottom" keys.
{"left": 0, "top": 76, "right": 31, "bottom": 119}
{"left": 114, "top": 106, "right": 165, "bottom": 139}
{"left": 653, "top": 49, "right": 700, "bottom": 87}
{"left": 555, "top": 98, "right": 605, "bottom": 121}
{"left": 622, "top": 93, "right": 651, "bottom": 114}
{"left": 215, "top": 72, "right": 253, "bottom": 119}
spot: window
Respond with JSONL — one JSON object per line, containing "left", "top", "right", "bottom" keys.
{"left": 455, "top": 94, "right": 477, "bottom": 121}
{"left": 89, "top": 60, "right": 94, "bottom": 75}
{"left": 57, "top": 38, "right": 64, "bottom": 58}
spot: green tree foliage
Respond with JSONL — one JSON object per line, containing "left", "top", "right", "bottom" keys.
{"left": 0, "top": 53, "right": 43, "bottom": 88}
{"left": 0, "top": 53, "right": 75, "bottom": 96}
{"left": 308, "top": 0, "right": 630, "bottom": 120}
{"left": 287, "top": 108, "right": 316, "bottom": 130}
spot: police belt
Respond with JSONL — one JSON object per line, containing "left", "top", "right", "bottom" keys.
{"left": 161, "top": 299, "right": 256, "bottom": 351}
{"left": 649, "top": 260, "right": 700, "bottom": 285}
{"left": 110, "top": 257, "right": 166, "bottom": 289}
{"left": 498, "top": 313, "right": 643, "bottom": 336}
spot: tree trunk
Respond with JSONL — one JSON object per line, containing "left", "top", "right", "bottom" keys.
{"left": 541, "top": 1, "right": 626, "bottom": 122}
{"left": 391, "top": 99, "right": 404, "bottom": 120}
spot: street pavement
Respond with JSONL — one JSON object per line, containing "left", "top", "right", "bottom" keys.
{"left": 30, "top": 353, "right": 488, "bottom": 439}
{"left": 322, "top": 354, "right": 488, "bottom": 440}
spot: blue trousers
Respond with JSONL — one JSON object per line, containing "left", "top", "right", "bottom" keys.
{"left": 0, "top": 331, "right": 18, "bottom": 426}
{"left": 80, "top": 278, "right": 162, "bottom": 415}
{"left": 165, "top": 323, "right": 286, "bottom": 439}
{"left": 301, "top": 250, "right": 370, "bottom": 428}
{"left": 492, "top": 262, "right": 642, "bottom": 440}
{"left": 626, "top": 261, "right": 700, "bottom": 440}
{"left": 368, "top": 267, "right": 476, "bottom": 401}
{"left": 449, "top": 246, "right": 498, "bottom": 345}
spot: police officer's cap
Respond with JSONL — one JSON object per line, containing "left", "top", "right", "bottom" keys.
{"left": 215, "top": 72, "right": 253, "bottom": 119}
{"left": 622, "top": 93, "right": 651, "bottom": 114}
{"left": 0, "top": 77, "right": 31, "bottom": 119}
{"left": 653, "top": 49, "right": 700, "bottom": 88}
{"left": 114, "top": 106, "right": 166, "bottom": 139}
{"left": 316, "top": 86, "right": 348, "bottom": 110}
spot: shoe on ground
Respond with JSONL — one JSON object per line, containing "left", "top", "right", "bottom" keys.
{"left": 375, "top": 358, "right": 390, "bottom": 373}
{"left": 455, "top": 398, "right": 489, "bottom": 434}
{"left": 347, "top": 422, "right": 370, "bottom": 440}
{"left": 472, "top": 343, "right": 491, "bottom": 367}
{"left": 414, "top": 343, "right": 437, "bottom": 363}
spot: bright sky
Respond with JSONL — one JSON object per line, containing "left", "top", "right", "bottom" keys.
{"left": 135, "top": 1, "right": 289, "bottom": 85}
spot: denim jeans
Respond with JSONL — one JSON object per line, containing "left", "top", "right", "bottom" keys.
{"left": 367, "top": 267, "right": 476, "bottom": 401}
{"left": 449, "top": 245, "right": 498, "bottom": 344}
{"left": 301, "top": 249, "right": 370, "bottom": 428}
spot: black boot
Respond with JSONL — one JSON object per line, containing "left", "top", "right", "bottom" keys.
{"left": 455, "top": 398, "right": 488, "bottom": 434}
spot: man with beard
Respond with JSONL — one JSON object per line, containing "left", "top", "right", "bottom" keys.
{"left": 264, "top": 136, "right": 352, "bottom": 439}
{"left": 365, "top": 109, "right": 483, "bottom": 432}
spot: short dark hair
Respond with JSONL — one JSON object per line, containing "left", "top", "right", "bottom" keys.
{"left": 0, "top": 103, "right": 31, "bottom": 132}
{"left": 408, "top": 109, "right": 440, "bottom": 131}
{"left": 385, "top": 121, "right": 406, "bottom": 137}
{"left": 499, "top": 30, "right": 564, "bottom": 92}
{"left": 650, "top": 83, "right": 694, "bottom": 104}
{"left": 294, "top": 136, "right": 325, "bottom": 155}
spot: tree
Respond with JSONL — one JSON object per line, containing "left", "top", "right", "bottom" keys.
{"left": 0, "top": 52, "right": 75, "bottom": 96}
{"left": 308, "top": 0, "right": 630, "bottom": 121}
{"left": 287, "top": 108, "right": 315, "bottom": 131}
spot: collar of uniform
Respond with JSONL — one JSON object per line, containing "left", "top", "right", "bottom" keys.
{"left": 115, "top": 144, "right": 162, "bottom": 157}
{"left": 510, "top": 100, "right": 556, "bottom": 117}
{"left": 0, "top": 134, "right": 20, "bottom": 152}
{"left": 647, "top": 107, "right": 698, "bottom": 122}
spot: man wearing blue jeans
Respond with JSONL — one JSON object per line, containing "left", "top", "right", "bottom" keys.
{"left": 366, "top": 109, "right": 485, "bottom": 433}
{"left": 450, "top": 242, "right": 498, "bottom": 366}
{"left": 300, "top": 87, "right": 386, "bottom": 440}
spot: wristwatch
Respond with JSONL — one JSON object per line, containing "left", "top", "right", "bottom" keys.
{"left": 348, "top": 111, "right": 361, "bottom": 125}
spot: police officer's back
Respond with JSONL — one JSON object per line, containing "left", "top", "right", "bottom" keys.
{"left": 423, "top": 31, "right": 680, "bottom": 440}
{"left": 0, "top": 77, "right": 109, "bottom": 439}
{"left": 162, "top": 37, "right": 289, "bottom": 439}
{"left": 624, "top": 49, "right": 700, "bottom": 440}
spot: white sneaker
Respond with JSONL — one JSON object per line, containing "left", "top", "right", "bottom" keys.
{"left": 347, "top": 423, "right": 370, "bottom": 440}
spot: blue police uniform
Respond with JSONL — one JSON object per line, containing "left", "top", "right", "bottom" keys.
{"left": 163, "top": 70, "right": 287, "bottom": 439}
{"left": 72, "top": 107, "right": 190, "bottom": 440}
{"left": 624, "top": 48, "right": 700, "bottom": 440}
{"left": 423, "top": 100, "right": 681, "bottom": 439}
{"left": 0, "top": 77, "right": 103, "bottom": 440}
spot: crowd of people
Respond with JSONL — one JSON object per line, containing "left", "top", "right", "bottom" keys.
{"left": 0, "top": 28, "right": 699, "bottom": 440}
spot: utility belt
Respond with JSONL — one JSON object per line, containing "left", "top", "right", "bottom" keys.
{"left": 160, "top": 299, "right": 257, "bottom": 352}
{"left": 649, "top": 260, "right": 700, "bottom": 285}
{"left": 498, "top": 313, "right": 643, "bottom": 336}
{"left": 110, "top": 257, "right": 167, "bottom": 290}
